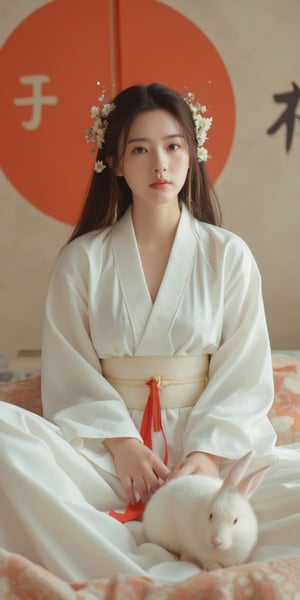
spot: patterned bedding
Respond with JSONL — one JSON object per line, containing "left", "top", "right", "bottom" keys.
{"left": 0, "top": 547, "right": 300, "bottom": 599}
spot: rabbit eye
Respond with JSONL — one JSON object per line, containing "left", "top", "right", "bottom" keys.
{"left": 209, "top": 513, "right": 213, "bottom": 521}
{"left": 232, "top": 517, "right": 238, "bottom": 525}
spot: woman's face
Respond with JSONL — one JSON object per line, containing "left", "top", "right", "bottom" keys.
{"left": 116, "top": 109, "right": 190, "bottom": 209}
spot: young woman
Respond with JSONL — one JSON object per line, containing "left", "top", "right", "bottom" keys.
{"left": 0, "top": 83, "right": 299, "bottom": 582}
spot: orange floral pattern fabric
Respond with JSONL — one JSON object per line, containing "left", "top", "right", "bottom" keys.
{"left": 0, "top": 547, "right": 299, "bottom": 599}
{"left": 0, "top": 374, "right": 42, "bottom": 415}
{"left": 269, "top": 354, "right": 300, "bottom": 445}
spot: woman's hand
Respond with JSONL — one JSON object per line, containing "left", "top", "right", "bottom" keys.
{"left": 104, "top": 437, "right": 170, "bottom": 504}
{"left": 167, "top": 451, "right": 221, "bottom": 481}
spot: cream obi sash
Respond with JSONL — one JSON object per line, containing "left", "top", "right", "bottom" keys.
{"left": 101, "top": 355, "right": 209, "bottom": 410}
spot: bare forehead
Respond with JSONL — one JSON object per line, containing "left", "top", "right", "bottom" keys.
{"left": 127, "top": 109, "right": 184, "bottom": 141}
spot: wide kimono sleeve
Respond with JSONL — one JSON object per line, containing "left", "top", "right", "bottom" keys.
{"left": 41, "top": 239, "right": 142, "bottom": 446}
{"left": 182, "top": 235, "right": 277, "bottom": 461}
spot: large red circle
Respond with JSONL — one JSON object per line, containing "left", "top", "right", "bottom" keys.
{"left": 0, "top": 0, "right": 235, "bottom": 224}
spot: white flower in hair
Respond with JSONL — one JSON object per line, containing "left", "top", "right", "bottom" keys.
{"left": 197, "top": 147, "right": 208, "bottom": 162}
{"left": 90, "top": 106, "right": 100, "bottom": 119}
{"left": 85, "top": 92, "right": 116, "bottom": 171}
{"left": 94, "top": 124, "right": 106, "bottom": 148}
{"left": 94, "top": 160, "right": 106, "bottom": 173}
{"left": 102, "top": 103, "right": 115, "bottom": 117}
{"left": 183, "top": 92, "right": 213, "bottom": 162}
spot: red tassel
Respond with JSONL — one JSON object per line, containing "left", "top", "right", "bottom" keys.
{"left": 109, "top": 377, "right": 168, "bottom": 522}
{"left": 146, "top": 378, "right": 161, "bottom": 431}
{"left": 109, "top": 499, "right": 145, "bottom": 523}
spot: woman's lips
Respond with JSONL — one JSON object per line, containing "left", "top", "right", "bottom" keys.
{"left": 150, "top": 180, "right": 171, "bottom": 189}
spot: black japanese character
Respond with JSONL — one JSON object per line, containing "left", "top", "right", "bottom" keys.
{"left": 267, "top": 82, "right": 300, "bottom": 152}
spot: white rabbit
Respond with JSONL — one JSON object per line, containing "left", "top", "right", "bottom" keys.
{"left": 143, "top": 451, "right": 269, "bottom": 571}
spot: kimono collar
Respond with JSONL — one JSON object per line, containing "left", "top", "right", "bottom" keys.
{"left": 111, "top": 204, "right": 197, "bottom": 354}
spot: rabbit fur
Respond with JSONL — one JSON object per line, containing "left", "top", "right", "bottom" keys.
{"left": 143, "top": 451, "right": 269, "bottom": 571}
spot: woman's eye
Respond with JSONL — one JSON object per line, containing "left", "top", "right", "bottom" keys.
{"left": 168, "top": 143, "right": 179, "bottom": 151}
{"left": 133, "top": 146, "right": 147, "bottom": 154}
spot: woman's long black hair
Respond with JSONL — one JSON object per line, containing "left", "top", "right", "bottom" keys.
{"left": 69, "top": 83, "right": 221, "bottom": 242}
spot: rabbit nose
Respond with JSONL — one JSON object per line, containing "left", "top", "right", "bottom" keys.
{"left": 211, "top": 536, "right": 223, "bottom": 548}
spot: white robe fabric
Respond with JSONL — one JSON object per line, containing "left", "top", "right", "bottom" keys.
{"left": 0, "top": 204, "right": 299, "bottom": 582}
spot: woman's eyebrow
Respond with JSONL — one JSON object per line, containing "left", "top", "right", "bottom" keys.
{"left": 127, "top": 133, "right": 184, "bottom": 144}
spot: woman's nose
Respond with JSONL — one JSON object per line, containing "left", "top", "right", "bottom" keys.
{"left": 152, "top": 148, "right": 167, "bottom": 174}
{"left": 153, "top": 166, "right": 167, "bottom": 174}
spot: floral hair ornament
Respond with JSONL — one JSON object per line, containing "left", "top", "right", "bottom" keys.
{"left": 85, "top": 87, "right": 212, "bottom": 172}
{"left": 183, "top": 92, "right": 213, "bottom": 162}
{"left": 85, "top": 86, "right": 115, "bottom": 173}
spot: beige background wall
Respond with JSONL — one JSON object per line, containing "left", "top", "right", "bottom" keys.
{"left": 1, "top": 0, "right": 299, "bottom": 350}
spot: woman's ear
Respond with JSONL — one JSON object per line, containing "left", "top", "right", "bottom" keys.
{"left": 114, "top": 164, "right": 123, "bottom": 177}
{"left": 106, "top": 157, "right": 123, "bottom": 177}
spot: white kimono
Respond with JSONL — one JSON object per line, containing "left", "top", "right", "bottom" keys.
{"left": 0, "top": 204, "right": 299, "bottom": 582}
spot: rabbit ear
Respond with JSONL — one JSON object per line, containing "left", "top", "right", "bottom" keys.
{"left": 221, "top": 451, "right": 254, "bottom": 491}
{"left": 237, "top": 465, "right": 270, "bottom": 498}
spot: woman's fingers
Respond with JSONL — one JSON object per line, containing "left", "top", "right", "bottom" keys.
{"left": 167, "top": 452, "right": 220, "bottom": 481}
{"left": 105, "top": 437, "right": 170, "bottom": 502}
{"left": 154, "top": 460, "right": 170, "bottom": 482}
{"left": 122, "top": 475, "right": 137, "bottom": 505}
{"left": 128, "top": 463, "right": 169, "bottom": 503}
